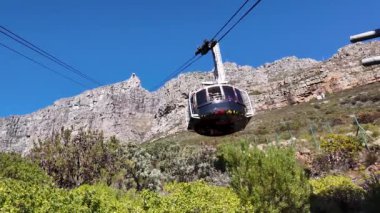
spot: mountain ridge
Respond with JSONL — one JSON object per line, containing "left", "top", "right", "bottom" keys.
{"left": 1, "top": 41, "right": 379, "bottom": 154}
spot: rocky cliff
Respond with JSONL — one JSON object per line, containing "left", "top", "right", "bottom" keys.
{"left": 1, "top": 41, "right": 379, "bottom": 154}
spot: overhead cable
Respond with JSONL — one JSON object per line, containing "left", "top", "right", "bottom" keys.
{"left": 151, "top": 55, "right": 201, "bottom": 90}
{"left": 217, "top": 0, "right": 263, "bottom": 42}
{"left": 0, "top": 26, "right": 102, "bottom": 86}
{"left": 0, "top": 42, "right": 88, "bottom": 88}
{"left": 153, "top": 0, "right": 263, "bottom": 90}
{"left": 211, "top": 0, "right": 251, "bottom": 40}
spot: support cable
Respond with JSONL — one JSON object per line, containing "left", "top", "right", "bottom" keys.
{"left": 153, "top": 0, "right": 263, "bottom": 90}
{"left": 0, "top": 42, "right": 88, "bottom": 88}
{"left": 217, "top": 0, "right": 263, "bottom": 42}
{"left": 0, "top": 26, "right": 102, "bottom": 86}
{"left": 151, "top": 55, "right": 201, "bottom": 90}
{"left": 211, "top": 0, "right": 251, "bottom": 40}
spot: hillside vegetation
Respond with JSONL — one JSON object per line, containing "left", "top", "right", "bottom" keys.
{"left": 1, "top": 82, "right": 380, "bottom": 212}
{"left": 152, "top": 81, "right": 380, "bottom": 147}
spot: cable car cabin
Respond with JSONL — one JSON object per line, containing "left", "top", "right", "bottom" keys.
{"left": 187, "top": 84, "right": 254, "bottom": 136}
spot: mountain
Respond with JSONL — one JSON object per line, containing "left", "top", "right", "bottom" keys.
{"left": 1, "top": 41, "right": 379, "bottom": 154}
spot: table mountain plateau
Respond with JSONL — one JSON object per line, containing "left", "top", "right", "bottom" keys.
{"left": 1, "top": 41, "right": 379, "bottom": 154}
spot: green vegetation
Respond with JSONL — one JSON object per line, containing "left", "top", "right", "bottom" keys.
{"left": 30, "top": 128, "right": 162, "bottom": 190}
{"left": 2, "top": 82, "right": 380, "bottom": 211}
{"left": 312, "top": 134, "right": 366, "bottom": 175}
{"left": 310, "top": 175, "right": 365, "bottom": 212}
{"left": 320, "top": 134, "right": 362, "bottom": 156}
{"left": 0, "top": 178, "right": 74, "bottom": 212}
{"left": 2, "top": 140, "right": 380, "bottom": 212}
{"left": 152, "top": 81, "right": 380, "bottom": 150}
{"left": 142, "top": 181, "right": 241, "bottom": 212}
{"left": 219, "top": 142, "right": 311, "bottom": 212}
{"left": 0, "top": 152, "right": 52, "bottom": 186}
{"left": 363, "top": 174, "right": 380, "bottom": 212}
{"left": 145, "top": 141, "right": 226, "bottom": 184}
{"left": 71, "top": 184, "right": 144, "bottom": 212}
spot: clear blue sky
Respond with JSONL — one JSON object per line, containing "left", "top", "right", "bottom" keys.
{"left": 1, "top": 0, "right": 379, "bottom": 117}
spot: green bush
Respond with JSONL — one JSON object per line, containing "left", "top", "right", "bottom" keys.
{"left": 146, "top": 142, "right": 226, "bottom": 185}
{"left": 142, "top": 181, "right": 241, "bottom": 212}
{"left": 312, "top": 134, "right": 363, "bottom": 174}
{"left": 321, "top": 134, "right": 362, "bottom": 156}
{"left": 30, "top": 128, "right": 162, "bottom": 191}
{"left": 0, "top": 152, "right": 52, "bottom": 185}
{"left": 71, "top": 184, "right": 144, "bottom": 212}
{"left": 0, "top": 178, "right": 86, "bottom": 212}
{"left": 363, "top": 173, "right": 380, "bottom": 212}
{"left": 310, "top": 175, "right": 365, "bottom": 212}
{"left": 219, "top": 142, "right": 311, "bottom": 212}
{"left": 0, "top": 178, "right": 146, "bottom": 212}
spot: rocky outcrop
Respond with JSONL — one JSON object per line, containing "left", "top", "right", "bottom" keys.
{"left": 1, "top": 41, "right": 379, "bottom": 154}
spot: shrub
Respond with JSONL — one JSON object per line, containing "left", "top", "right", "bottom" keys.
{"left": 365, "top": 152, "right": 378, "bottom": 167}
{"left": 146, "top": 142, "right": 227, "bottom": 185}
{"left": 320, "top": 134, "right": 362, "bottom": 156}
{"left": 117, "top": 143, "right": 163, "bottom": 191}
{"left": 357, "top": 112, "right": 380, "bottom": 124}
{"left": 30, "top": 128, "right": 162, "bottom": 191}
{"left": 71, "top": 184, "right": 144, "bottom": 212}
{"left": 0, "top": 178, "right": 85, "bottom": 212}
{"left": 0, "top": 152, "right": 52, "bottom": 185}
{"left": 278, "top": 120, "right": 302, "bottom": 132}
{"left": 0, "top": 178, "right": 146, "bottom": 212}
{"left": 141, "top": 181, "right": 241, "bottom": 212}
{"left": 254, "top": 125, "right": 269, "bottom": 135}
{"left": 319, "top": 134, "right": 362, "bottom": 171}
{"left": 219, "top": 142, "right": 311, "bottom": 212}
{"left": 331, "top": 118, "right": 345, "bottom": 126}
{"left": 363, "top": 173, "right": 380, "bottom": 212}
{"left": 310, "top": 175, "right": 365, "bottom": 212}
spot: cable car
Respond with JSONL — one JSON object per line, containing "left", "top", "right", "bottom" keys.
{"left": 187, "top": 40, "right": 254, "bottom": 136}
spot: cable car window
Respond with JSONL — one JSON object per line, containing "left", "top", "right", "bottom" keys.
{"left": 222, "top": 86, "right": 236, "bottom": 101}
{"left": 191, "top": 94, "right": 196, "bottom": 108}
{"left": 235, "top": 89, "right": 244, "bottom": 103}
{"left": 208, "top": 86, "right": 222, "bottom": 101}
{"left": 196, "top": 89, "right": 207, "bottom": 105}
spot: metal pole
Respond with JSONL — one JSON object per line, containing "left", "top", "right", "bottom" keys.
{"left": 353, "top": 115, "right": 369, "bottom": 150}
{"left": 350, "top": 29, "right": 380, "bottom": 43}
{"left": 211, "top": 43, "right": 227, "bottom": 84}
{"left": 324, "top": 122, "right": 333, "bottom": 133}
{"left": 362, "top": 56, "right": 380, "bottom": 66}
{"left": 309, "top": 124, "right": 319, "bottom": 150}
{"left": 275, "top": 131, "right": 280, "bottom": 146}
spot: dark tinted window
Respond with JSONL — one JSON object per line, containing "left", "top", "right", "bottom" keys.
{"left": 196, "top": 89, "right": 207, "bottom": 105}
{"left": 235, "top": 89, "right": 244, "bottom": 103}
{"left": 190, "top": 94, "right": 196, "bottom": 108}
{"left": 222, "top": 86, "right": 236, "bottom": 100}
{"left": 208, "top": 86, "right": 222, "bottom": 101}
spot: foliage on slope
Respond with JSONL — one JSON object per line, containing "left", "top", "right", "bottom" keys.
{"left": 29, "top": 128, "right": 162, "bottom": 191}
{"left": 142, "top": 181, "right": 241, "bottom": 212}
{"left": 310, "top": 175, "right": 366, "bottom": 212}
{"left": 0, "top": 152, "right": 52, "bottom": 186}
{"left": 219, "top": 142, "right": 311, "bottom": 212}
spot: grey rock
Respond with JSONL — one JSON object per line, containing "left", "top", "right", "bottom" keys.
{"left": 1, "top": 42, "right": 379, "bottom": 154}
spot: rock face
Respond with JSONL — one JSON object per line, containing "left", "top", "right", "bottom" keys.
{"left": 1, "top": 42, "right": 380, "bottom": 154}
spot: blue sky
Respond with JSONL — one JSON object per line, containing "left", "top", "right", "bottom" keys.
{"left": 1, "top": 0, "right": 379, "bottom": 117}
